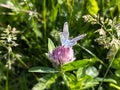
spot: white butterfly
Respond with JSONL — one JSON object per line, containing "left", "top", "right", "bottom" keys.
{"left": 60, "top": 22, "right": 86, "bottom": 47}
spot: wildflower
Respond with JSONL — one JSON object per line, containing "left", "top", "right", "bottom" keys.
{"left": 50, "top": 46, "right": 75, "bottom": 66}
{"left": 49, "top": 22, "right": 86, "bottom": 66}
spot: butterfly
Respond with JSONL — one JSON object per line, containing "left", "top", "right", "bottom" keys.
{"left": 60, "top": 22, "right": 86, "bottom": 47}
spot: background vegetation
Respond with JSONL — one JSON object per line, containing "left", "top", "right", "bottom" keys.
{"left": 0, "top": 0, "right": 120, "bottom": 90}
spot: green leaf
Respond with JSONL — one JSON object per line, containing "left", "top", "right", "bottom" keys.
{"left": 76, "top": 67, "right": 85, "bottom": 80}
{"left": 32, "top": 74, "right": 58, "bottom": 90}
{"left": 50, "top": 4, "right": 59, "bottom": 22}
{"left": 28, "top": 67, "right": 59, "bottom": 73}
{"left": 62, "top": 59, "right": 89, "bottom": 72}
{"left": 115, "top": 70, "right": 120, "bottom": 77}
{"left": 86, "top": 0, "right": 99, "bottom": 15}
{"left": 77, "top": 75, "right": 99, "bottom": 89}
{"left": 64, "top": 72, "right": 77, "bottom": 89}
{"left": 111, "top": 57, "right": 120, "bottom": 69}
{"left": 85, "top": 66, "right": 99, "bottom": 78}
{"left": 65, "top": 72, "right": 76, "bottom": 83}
{"left": 82, "top": 81, "right": 99, "bottom": 89}
{"left": 96, "top": 77, "right": 117, "bottom": 84}
{"left": 32, "top": 18, "right": 42, "bottom": 38}
{"left": 48, "top": 38, "right": 55, "bottom": 53}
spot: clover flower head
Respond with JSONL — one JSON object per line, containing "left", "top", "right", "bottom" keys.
{"left": 50, "top": 46, "right": 75, "bottom": 66}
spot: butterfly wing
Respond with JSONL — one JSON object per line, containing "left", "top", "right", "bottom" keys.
{"left": 63, "top": 22, "right": 69, "bottom": 40}
{"left": 71, "top": 34, "right": 86, "bottom": 42}
{"left": 69, "top": 34, "right": 86, "bottom": 47}
{"left": 60, "top": 32, "right": 66, "bottom": 45}
{"left": 60, "top": 22, "right": 70, "bottom": 46}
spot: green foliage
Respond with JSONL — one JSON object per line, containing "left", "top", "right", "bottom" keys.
{"left": 48, "top": 38, "right": 55, "bottom": 54}
{"left": 0, "top": 62, "right": 6, "bottom": 82}
{"left": 62, "top": 59, "right": 89, "bottom": 72}
{"left": 0, "top": 0, "right": 120, "bottom": 90}
{"left": 85, "top": 66, "right": 99, "bottom": 78}
{"left": 86, "top": 0, "right": 99, "bottom": 15}
{"left": 32, "top": 74, "right": 58, "bottom": 90}
{"left": 115, "top": 70, "right": 120, "bottom": 77}
{"left": 29, "top": 66, "right": 59, "bottom": 73}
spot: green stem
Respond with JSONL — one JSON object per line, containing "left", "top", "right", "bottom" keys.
{"left": 110, "top": 83, "right": 120, "bottom": 90}
{"left": 60, "top": 68, "right": 70, "bottom": 90}
{"left": 43, "top": 0, "right": 47, "bottom": 43}
{"left": 5, "top": 46, "right": 11, "bottom": 90}
{"left": 5, "top": 68, "right": 8, "bottom": 90}
{"left": 77, "top": 44, "right": 104, "bottom": 64}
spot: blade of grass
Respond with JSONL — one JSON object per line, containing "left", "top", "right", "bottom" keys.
{"left": 110, "top": 83, "right": 120, "bottom": 90}
{"left": 97, "top": 48, "right": 118, "bottom": 90}
{"left": 77, "top": 44, "right": 104, "bottom": 64}
{"left": 43, "top": 0, "right": 47, "bottom": 43}
{"left": 12, "top": 52, "right": 39, "bottom": 81}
